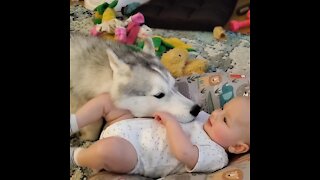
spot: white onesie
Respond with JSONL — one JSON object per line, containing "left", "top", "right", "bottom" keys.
{"left": 100, "top": 111, "right": 228, "bottom": 178}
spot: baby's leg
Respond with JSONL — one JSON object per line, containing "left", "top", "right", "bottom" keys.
{"left": 72, "top": 137, "right": 137, "bottom": 173}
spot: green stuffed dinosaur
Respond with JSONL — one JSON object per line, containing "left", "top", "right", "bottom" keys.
{"left": 93, "top": 0, "right": 118, "bottom": 24}
{"left": 151, "top": 36, "right": 195, "bottom": 57}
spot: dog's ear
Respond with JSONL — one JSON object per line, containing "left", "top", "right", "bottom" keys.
{"left": 106, "top": 48, "right": 130, "bottom": 74}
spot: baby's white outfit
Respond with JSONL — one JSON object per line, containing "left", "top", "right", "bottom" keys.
{"left": 100, "top": 111, "right": 228, "bottom": 178}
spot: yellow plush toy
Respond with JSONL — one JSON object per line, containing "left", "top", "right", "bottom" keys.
{"left": 161, "top": 48, "right": 208, "bottom": 78}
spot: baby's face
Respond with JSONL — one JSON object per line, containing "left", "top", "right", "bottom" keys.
{"left": 203, "top": 97, "right": 250, "bottom": 149}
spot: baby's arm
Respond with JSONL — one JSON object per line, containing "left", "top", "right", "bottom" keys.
{"left": 154, "top": 112, "right": 198, "bottom": 170}
{"left": 75, "top": 93, "right": 133, "bottom": 129}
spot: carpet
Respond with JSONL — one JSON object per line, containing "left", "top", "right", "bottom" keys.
{"left": 70, "top": 3, "right": 250, "bottom": 180}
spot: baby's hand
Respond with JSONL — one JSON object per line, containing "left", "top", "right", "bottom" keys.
{"left": 153, "top": 112, "right": 178, "bottom": 126}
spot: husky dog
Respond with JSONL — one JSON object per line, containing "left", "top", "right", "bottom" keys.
{"left": 70, "top": 33, "right": 200, "bottom": 141}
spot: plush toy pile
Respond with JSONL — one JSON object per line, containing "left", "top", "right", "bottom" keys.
{"left": 88, "top": 0, "right": 209, "bottom": 78}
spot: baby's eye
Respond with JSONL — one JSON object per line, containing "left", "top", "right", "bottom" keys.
{"left": 223, "top": 117, "right": 227, "bottom": 123}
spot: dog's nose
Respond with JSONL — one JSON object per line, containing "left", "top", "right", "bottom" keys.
{"left": 190, "top": 104, "right": 201, "bottom": 117}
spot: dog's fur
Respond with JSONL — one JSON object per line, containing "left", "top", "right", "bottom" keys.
{"left": 70, "top": 33, "right": 199, "bottom": 141}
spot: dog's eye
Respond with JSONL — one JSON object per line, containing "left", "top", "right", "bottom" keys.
{"left": 154, "top": 93, "right": 165, "bottom": 99}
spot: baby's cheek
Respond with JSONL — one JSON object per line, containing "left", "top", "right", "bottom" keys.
{"left": 212, "top": 127, "right": 231, "bottom": 147}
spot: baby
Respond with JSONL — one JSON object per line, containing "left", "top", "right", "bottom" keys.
{"left": 70, "top": 93, "right": 250, "bottom": 178}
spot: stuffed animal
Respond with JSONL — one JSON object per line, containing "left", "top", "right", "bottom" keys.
{"left": 135, "top": 25, "right": 156, "bottom": 56}
{"left": 183, "top": 59, "right": 208, "bottom": 76}
{"left": 90, "top": 12, "right": 143, "bottom": 38}
{"left": 118, "top": 24, "right": 156, "bottom": 56}
{"left": 90, "top": 12, "right": 155, "bottom": 55}
{"left": 92, "top": 0, "right": 118, "bottom": 24}
{"left": 116, "top": 15, "right": 144, "bottom": 44}
{"left": 152, "top": 36, "right": 195, "bottom": 57}
{"left": 91, "top": 18, "right": 125, "bottom": 36}
{"left": 161, "top": 48, "right": 208, "bottom": 78}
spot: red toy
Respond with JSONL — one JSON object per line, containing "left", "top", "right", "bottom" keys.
{"left": 229, "top": 10, "right": 250, "bottom": 32}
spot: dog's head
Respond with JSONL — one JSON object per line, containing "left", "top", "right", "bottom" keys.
{"left": 106, "top": 48, "right": 200, "bottom": 123}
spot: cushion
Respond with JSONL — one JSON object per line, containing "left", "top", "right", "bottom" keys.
{"left": 175, "top": 71, "right": 250, "bottom": 114}
{"left": 132, "top": 0, "right": 237, "bottom": 31}
{"left": 163, "top": 153, "right": 250, "bottom": 180}
{"left": 89, "top": 153, "right": 250, "bottom": 180}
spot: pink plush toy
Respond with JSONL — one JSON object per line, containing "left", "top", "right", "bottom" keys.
{"left": 114, "top": 12, "right": 145, "bottom": 45}
{"left": 229, "top": 10, "right": 250, "bottom": 32}
{"left": 90, "top": 25, "right": 101, "bottom": 36}
{"left": 115, "top": 27, "right": 127, "bottom": 43}
{"left": 128, "top": 12, "right": 144, "bottom": 24}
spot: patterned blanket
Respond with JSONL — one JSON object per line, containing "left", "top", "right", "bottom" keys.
{"left": 70, "top": 3, "right": 250, "bottom": 180}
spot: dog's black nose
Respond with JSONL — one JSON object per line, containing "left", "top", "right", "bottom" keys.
{"left": 190, "top": 104, "right": 201, "bottom": 117}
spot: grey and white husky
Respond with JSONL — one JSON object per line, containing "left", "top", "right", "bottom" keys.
{"left": 70, "top": 33, "right": 200, "bottom": 141}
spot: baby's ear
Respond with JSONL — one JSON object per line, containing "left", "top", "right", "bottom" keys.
{"left": 228, "top": 142, "right": 249, "bottom": 154}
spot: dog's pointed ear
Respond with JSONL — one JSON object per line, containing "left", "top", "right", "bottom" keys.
{"left": 106, "top": 48, "right": 130, "bottom": 73}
